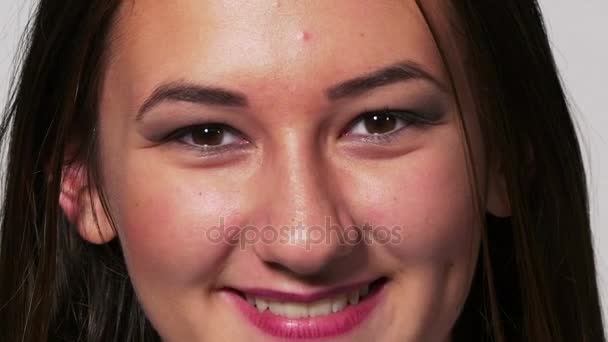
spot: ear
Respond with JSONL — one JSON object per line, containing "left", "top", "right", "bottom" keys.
{"left": 486, "top": 161, "right": 511, "bottom": 218}
{"left": 59, "top": 162, "right": 116, "bottom": 244}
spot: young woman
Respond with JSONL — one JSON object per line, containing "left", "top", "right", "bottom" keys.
{"left": 0, "top": 0, "right": 605, "bottom": 341}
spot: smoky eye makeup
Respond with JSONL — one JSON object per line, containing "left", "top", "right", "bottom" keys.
{"left": 339, "top": 106, "right": 445, "bottom": 145}
{"left": 133, "top": 81, "right": 451, "bottom": 160}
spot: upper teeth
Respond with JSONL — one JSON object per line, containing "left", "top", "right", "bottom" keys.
{"left": 245, "top": 284, "right": 371, "bottom": 319}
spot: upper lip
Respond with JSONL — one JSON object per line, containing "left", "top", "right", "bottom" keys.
{"left": 225, "top": 277, "right": 383, "bottom": 303}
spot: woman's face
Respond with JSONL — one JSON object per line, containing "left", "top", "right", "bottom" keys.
{"left": 66, "top": 0, "right": 505, "bottom": 341}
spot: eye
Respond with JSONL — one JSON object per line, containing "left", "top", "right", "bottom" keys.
{"left": 349, "top": 112, "right": 406, "bottom": 135}
{"left": 343, "top": 108, "right": 430, "bottom": 144}
{"left": 166, "top": 123, "right": 248, "bottom": 153}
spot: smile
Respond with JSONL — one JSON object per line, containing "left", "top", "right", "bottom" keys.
{"left": 244, "top": 281, "right": 372, "bottom": 318}
{"left": 222, "top": 277, "right": 389, "bottom": 339}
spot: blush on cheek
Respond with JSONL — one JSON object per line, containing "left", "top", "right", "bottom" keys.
{"left": 114, "top": 189, "right": 240, "bottom": 287}
{"left": 361, "top": 167, "right": 478, "bottom": 264}
{"left": 381, "top": 207, "right": 477, "bottom": 264}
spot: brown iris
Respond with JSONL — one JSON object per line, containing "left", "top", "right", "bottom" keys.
{"left": 191, "top": 125, "right": 224, "bottom": 146}
{"left": 363, "top": 114, "right": 397, "bottom": 134}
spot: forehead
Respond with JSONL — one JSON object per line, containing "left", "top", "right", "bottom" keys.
{"left": 106, "top": 0, "right": 447, "bottom": 107}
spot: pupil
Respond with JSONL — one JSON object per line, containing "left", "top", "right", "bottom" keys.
{"left": 192, "top": 126, "right": 224, "bottom": 146}
{"left": 364, "top": 114, "right": 396, "bottom": 134}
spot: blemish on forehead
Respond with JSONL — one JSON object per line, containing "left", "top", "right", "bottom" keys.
{"left": 297, "top": 31, "right": 313, "bottom": 42}
{"left": 273, "top": 0, "right": 281, "bottom": 8}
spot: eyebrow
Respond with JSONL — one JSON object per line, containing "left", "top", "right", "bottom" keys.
{"left": 136, "top": 60, "right": 446, "bottom": 121}
{"left": 326, "top": 61, "right": 447, "bottom": 100}
{"left": 136, "top": 84, "right": 248, "bottom": 121}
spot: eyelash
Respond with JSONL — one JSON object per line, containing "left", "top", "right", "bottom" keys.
{"left": 163, "top": 108, "right": 435, "bottom": 155}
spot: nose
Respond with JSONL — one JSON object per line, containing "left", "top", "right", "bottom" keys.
{"left": 251, "top": 142, "right": 360, "bottom": 276}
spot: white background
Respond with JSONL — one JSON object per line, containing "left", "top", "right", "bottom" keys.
{"left": 1, "top": 0, "right": 607, "bottom": 333}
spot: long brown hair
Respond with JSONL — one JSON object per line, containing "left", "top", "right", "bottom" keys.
{"left": 0, "top": 1, "right": 605, "bottom": 341}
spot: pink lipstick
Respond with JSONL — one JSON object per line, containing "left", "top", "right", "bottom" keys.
{"left": 222, "top": 277, "right": 388, "bottom": 339}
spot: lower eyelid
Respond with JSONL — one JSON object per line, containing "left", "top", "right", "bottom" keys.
{"left": 174, "top": 139, "right": 252, "bottom": 157}
{"left": 358, "top": 127, "right": 407, "bottom": 144}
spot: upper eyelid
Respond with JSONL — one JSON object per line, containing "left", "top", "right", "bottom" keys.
{"left": 343, "top": 109, "right": 429, "bottom": 131}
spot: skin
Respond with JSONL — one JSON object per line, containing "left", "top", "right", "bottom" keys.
{"left": 60, "top": 0, "right": 510, "bottom": 341}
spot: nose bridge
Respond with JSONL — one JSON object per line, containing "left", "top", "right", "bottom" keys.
{"left": 252, "top": 136, "right": 357, "bottom": 275}
{"left": 271, "top": 137, "right": 339, "bottom": 237}
{"left": 283, "top": 143, "right": 332, "bottom": 226}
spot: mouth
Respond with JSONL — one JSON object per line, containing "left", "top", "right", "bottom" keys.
{"left": 222, "top": 277, "right": 389, "bottom": 339}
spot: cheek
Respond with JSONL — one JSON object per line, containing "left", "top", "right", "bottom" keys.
{"left": 105, "top": 153, "right": 246, "bottom": 288}
{"left": 347, "top": 143, "right": 479, "bottom": 264}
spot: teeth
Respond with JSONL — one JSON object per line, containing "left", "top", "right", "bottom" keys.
{"left": 268, "top": 302, "right": 284, "bottom": 316}
{"left": 308, "top": 298, "right": 332, "bottom": 317}
{"left": 331, "top": 295, "right": 348, "bottom": 313}
{"left": 255, "top": 298, "right": 269, "bottom": 312}
{"left": 284, "top": 303, "right": 309, "bottom": 318}
{"left": 247, "top": 283, "right": 373, "bottom": 318}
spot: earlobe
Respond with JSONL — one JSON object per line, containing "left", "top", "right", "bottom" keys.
{"left": 486, "top": 163, "right": 512, "bottom": 218}
{"left": 59, "top": 163, "right": 116, "bottom": 244}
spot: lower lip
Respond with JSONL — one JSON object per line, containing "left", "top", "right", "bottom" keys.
{"left": 223, "top": 279, "right": 387, "bottom": 339}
